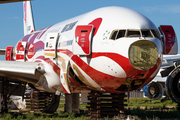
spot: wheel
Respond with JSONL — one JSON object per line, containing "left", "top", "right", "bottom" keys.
{"left": 166, "top": 67, "right": 180, "bottom": 104}
{"left": 147, "top": 82, "right": 164, "bottom": 99}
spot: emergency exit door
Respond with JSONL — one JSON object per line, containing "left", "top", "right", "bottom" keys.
{"left": 44, "top": 32, "right": 59, "bottom": 58}
{"left": 73, "top": 25, "right": 94, "bottom": 55}
{"left": 16, "top": 42, "right": 27, "bottom": 61}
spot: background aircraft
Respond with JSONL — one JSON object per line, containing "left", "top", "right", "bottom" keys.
{"left": 144, "top": 54, "right": 180, "bottom": 102}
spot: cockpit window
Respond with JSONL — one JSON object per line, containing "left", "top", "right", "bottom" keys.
{"left": 110, "top": 30, "right": 125, "bottom": 40}
{"left": 110, "top": 30, "right": 118, "bottom": 40}
{"left": 117, "top": 30, "right": 126, "bottom": 39}
{"left": 141, "top": 30, "right": 152, "bottom": 37}
{"left": 109, "top": 29, "right": 161, "bottom": 40}
{"left": 127, "top": 30, "right": 140, "bottom": 37}
{"left": 151, "top": 30, "right": 161, "bottom": 39}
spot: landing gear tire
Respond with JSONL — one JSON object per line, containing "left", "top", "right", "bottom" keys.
{"left": 25, "top": 88, "right": 60, "bottom": 113}
{"left": 147, "top": 82, "right": 164, "bottom": 99}
{"left": 166, "top": 67, "right": 180, "bottom": 104}
{"left": 42, "top": 93, "right": 60, "bottom": 113}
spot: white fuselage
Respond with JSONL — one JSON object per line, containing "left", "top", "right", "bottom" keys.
{"left": 12, "top": 6, "right": 162, "bottom": 93}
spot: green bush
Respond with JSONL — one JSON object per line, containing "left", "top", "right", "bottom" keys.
{"left": 4, "top": 113, "right": 12, "bottom": 120}
{"left": 25, "top": 113, "right": 34, "bottom": 120}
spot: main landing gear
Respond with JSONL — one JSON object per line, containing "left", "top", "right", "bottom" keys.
{"left": 0, "top": 76, "right": 60, "bottom": 114}
{"left": 24, "top": 87, "right": 60, "bottom": 113}
{"left": 0, "top": 77, "right": 128, "bottom": 119}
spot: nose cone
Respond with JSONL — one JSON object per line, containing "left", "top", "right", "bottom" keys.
{"left": 129, "top": 40, "right": 158, "bottom": 70}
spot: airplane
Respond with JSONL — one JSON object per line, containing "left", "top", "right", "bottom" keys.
{"left": 0, "top": 1, "right": 178, "bottom": 115}
{"left": 143, "top": 54, "right": 180, "bottom": 103}
{"left": 143, "top": 54, "right": 180, "bottom": 99}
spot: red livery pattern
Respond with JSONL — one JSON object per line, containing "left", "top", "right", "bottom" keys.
{"left": 88, "top": 18, "right": 102, "bottom": 36}
{"left": 23, "top": 1, "right": 27, "bottom": 24}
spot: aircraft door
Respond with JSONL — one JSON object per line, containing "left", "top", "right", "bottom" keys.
{"left": 44, "top": 33, "right": 59, "bottom": 58}
{"left": 159, "top": 25, "right": 178, "bottom": 55}
{"left": 5, "top": 46, "right": 13, "bottom": 61}
{"left": 26, "top": 44, "right": 35, "bottom": 59}
{"left": 16, "top": 42, "right": 27, "bottom": 61}
{"left": 73, "top": 25, "right": 94, "bottom": 55}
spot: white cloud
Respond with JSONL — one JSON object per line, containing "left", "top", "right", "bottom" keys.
{"left": 0, "top": 16, "right": 21, "bottom": 20}
{"left": 142, "top": 5, "right": 180, "bottom": 13}
{"left": 11, "top": 16, "right": 20, "bottom": 19}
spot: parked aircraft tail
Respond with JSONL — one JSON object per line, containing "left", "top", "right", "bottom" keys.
{"left": 23, "top": 1, "right": 35, "bottom": 36}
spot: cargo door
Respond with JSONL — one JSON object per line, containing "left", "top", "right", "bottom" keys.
{"left": 44, "top": 33, "right": 59, "bottom": 58}
{"left": 73, "top": 25, "right": 94, "bottom": 55}
{"left": 159, "top": 25, "right": 178, "bottom": 55}
{"left": 16, "top": 42, "right": 27, "bottom": 61}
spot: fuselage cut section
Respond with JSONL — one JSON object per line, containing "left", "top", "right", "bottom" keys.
{"left": 9, "top": 6, "right": 162, "bottom": 93}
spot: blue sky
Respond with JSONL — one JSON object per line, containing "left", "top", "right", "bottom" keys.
{"left": 0, "top": 0, "right": 180, "bottom": 60}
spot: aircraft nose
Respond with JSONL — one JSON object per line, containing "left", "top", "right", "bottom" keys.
{"left": 128, "top": 40, "right": 158, "bottom": 70}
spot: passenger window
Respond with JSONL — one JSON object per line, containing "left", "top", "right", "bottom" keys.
{"left": 127, "top": 30, "right": 140, "bottom": 37}
{"left": 141, "top": 30, "right": 152, "bottom": 37}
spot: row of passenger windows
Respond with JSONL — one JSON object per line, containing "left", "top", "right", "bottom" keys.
{"left": 110, "top": 29, "right": 161, "bottom": 40}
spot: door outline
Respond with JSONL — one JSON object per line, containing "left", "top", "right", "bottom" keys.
{"left": 16, "top": 42, "right": 27, "bottom": 61}
{"left": 44, "top": 32, "right": 59, "bottom": 58}
{"left": 73, "top": 25, "right": 94, "bottom": 55}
